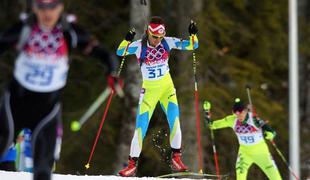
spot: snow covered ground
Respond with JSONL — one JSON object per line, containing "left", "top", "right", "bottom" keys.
{"left": 0, "top": 170, "right": 195, "bottom": 180}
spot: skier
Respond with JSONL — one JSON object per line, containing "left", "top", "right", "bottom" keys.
{"left": 15, "top": 128, "right": 33, "bottom": 172}
{"left": 205, "top": 98, "right": 282, "bottom": 180}
{"left": 0, "top": 0, "right": 120, "bottom": 179}
{"left": 0, "top": 144, "right": 17, "bottom": 171}
{"left": 116, "top": 16, "right": 198, "bottom": 177}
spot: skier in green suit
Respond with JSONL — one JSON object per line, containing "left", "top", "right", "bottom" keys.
{"left": 205, "top": 98, "right": 282, "bottom": 180}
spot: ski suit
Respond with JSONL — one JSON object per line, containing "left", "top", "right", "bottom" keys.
{"left": 211, "top": 112, "right": 282, "bottom": 180}
{"left": 116, "top": 35, "right": 198, "bottom": 157}
{"left": 0, "top": 15, "right": 117, "bottom": 180}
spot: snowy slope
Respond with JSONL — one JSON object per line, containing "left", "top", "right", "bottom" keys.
{"left": 0, "top": 170, "right": 195, "bottom": 180}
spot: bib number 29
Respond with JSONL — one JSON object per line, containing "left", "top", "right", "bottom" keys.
{"left": 25, "top": 65, "right": 54, "bottom": 86}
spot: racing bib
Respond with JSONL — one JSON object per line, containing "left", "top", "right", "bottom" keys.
{"left": 14, "top": 53, "right": 69, "bottom": 92}
{"left": 141, "top": 44, "right": 170, "bottom": 80}
{"left": 13, "top": 24, "right": 69, "bottom": 92}
{"left": 141, "top": 62, "right": 169, "bottom": 80}
{"left": 234, "top": 118, "right": 264, "bottom": 146}
{"left": 237, "top": 133, "right": 264, "bottom": 146}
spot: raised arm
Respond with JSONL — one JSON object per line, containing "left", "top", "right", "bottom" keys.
{"left": 165, "top": 21, "right": 199, "bottom": 51}
{"left": 116, "top": 29, "right": 140, "bottom": 57}
{"left": 70, "top": 23, "right": 123, "bottom": 92}
{"left": 71, "top": 23, "right": 118, "bottom": 74}
{"left": 211, "top": 114, "right": 236, "bottom": 130}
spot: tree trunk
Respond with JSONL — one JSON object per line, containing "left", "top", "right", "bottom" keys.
{"left": 113, "top": 0, "right": 150, "bottom": 173}
{"left": 166, "top": 0, "right": 203, "bottom": 172}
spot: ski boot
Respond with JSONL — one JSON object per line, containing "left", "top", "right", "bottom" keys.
{"left": 171, "top": 149, "right": 188, "bottom": 172}
{"left": 118, "top": 156, "right": 138, "bottom": 177}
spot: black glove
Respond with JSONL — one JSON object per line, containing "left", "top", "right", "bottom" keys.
{"left": 125, "top": 29, "right": 136, "bottom": 42}
{"left": 188, "top": 21, "right": 198, "bottom": 35}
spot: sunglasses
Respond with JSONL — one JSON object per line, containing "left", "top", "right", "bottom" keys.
{"left": 151, "top": 35, "right": 164, "bottom": 40}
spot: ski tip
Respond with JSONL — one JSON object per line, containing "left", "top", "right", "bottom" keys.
{"left": 85, "top": 163, "right": 90, "bottom": 169}
{"left": 70, "top": 121, "right": 81, "bottom": 132}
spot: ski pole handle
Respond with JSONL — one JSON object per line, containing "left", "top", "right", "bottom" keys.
{"left": 117, "top": 28, "right": 135, "bottom": 77}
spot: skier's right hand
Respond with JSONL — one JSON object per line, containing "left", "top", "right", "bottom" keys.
{"left": 107, "top": 74, "right": 124, "bottom": 97}
{"left": 125, "top": 29, "right": 136, "bottom": 42}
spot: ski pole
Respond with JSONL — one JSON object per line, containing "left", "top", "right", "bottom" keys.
{"left": 85, "top": 30, "right": 134, "bottom": 169}
{"left": 71, "top": 32, "right": 134, "bottom": 132}
{"left": 271, "top": 141, "right": 300, "bottom": 180}
{"left": 85, "top": 90, "right": 114, "bottom": 169}
{"left": 191, "top": 21, "right": 203, "bottom": 173}
{"left": 245, "top": 84, "right": 253, "bottom": 107}
{"left": 203, "top": 101, "right": 220, "bottom": 180}
{"left": 245, "top": 84, "right": 257, "bottom": 117}
{"left": 70, "top": 87, "right": 111, "bottom": 132}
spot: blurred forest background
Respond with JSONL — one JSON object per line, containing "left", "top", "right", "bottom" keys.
{"left": 0, "top": 0, "right": 310, "bottom": 179}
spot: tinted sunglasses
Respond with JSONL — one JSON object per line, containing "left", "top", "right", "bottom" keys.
{"left": 151, "top": 35, "right": 164, "bottom": 40}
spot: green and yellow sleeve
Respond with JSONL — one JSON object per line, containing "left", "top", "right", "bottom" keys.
{"left": 211, "top": 114, "right": 236, "bottom": 130}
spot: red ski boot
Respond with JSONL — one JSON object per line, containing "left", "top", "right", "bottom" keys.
{"left": 118, "top": 157, "right": 138, "bottom": 177}
{"left": 171, "top": 151, "right": 188, "bottom": 172}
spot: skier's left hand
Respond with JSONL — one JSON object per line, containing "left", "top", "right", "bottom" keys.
{"left": 188, "top": 20, "right": 198, "bottom": 35}
{"left": 264, "top": 131, "right": 276, "bottom": 141}
{"left": 208, "top": 121, "right": 214, "bottom": 129}
{"left": 107, "top": 74, "right": 124, "bottom": 97}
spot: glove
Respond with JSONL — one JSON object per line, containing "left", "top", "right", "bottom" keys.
{"left": 203, "top": 101, "right": 212, "bottom": 128}
{"left": 188, "top": 21, "right": 198, "bottom": 35}
{"left": 125, "top": 29, "right": 136, "bottom": 42}
{"left": 264, "top": 131, "right": 276, "bottom": 141}
{"left": 107, "top": 74, "right": 123, "bottom": 94}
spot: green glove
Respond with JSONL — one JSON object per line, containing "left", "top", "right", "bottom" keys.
{"left": 203, "top": 101, "right": 213, "bottom": 128}
{"left": 264, "top": 131, "right": 276, "bottom": 141}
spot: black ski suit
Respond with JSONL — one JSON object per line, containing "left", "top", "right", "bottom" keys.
{"left": 0, "top": 15, "right": 118, "bottom": 180}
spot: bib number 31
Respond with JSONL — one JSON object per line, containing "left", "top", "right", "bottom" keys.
{"left": 148, "top": 68, "right": 164, "bottom": 79}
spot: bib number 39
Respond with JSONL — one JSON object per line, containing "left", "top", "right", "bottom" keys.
{"left": 25, "top": 64, "right": 55, "bottom": 86}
